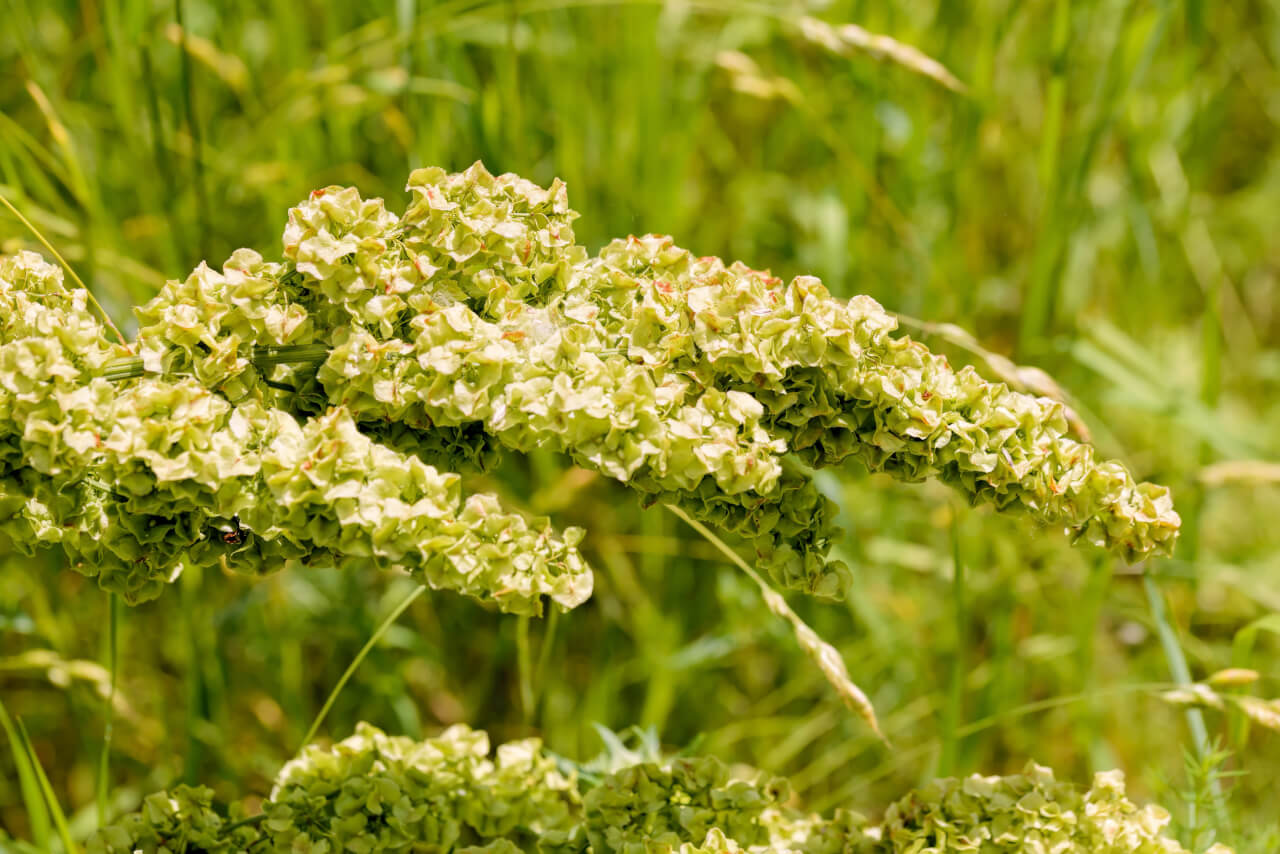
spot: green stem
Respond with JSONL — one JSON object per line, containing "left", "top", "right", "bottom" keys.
{"left": 101, "top": 343, "right": 332, "bottom": 383}
{"left": 938, "top": 512, "right": 967, "bottom": 778}
{"left": 516, "top": 615, "right": 535, "bottom": 725}
{"left": 300, "top": 584, "right": 427, "bottom": 750}
{"left": 174, "top": 0, "right": 211, "bottom": 260}
{"left": 533, "top": 606, "right": 559, "bottom": 702}
{"left": 96, "top": 593, "right": 121, "bottom": 829}
{"left": 1143, "top": 572, "right": 1226, "bottom": 814}
{"left": 1143, "top": 574, "right": 1210, "bottom": 751}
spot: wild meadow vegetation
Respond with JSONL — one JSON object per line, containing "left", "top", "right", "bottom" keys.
{"left": 0, "top": 1, "right": 1278, "bottom": 851}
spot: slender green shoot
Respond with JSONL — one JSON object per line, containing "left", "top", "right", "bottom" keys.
{"left": 300, "top": 584, "right": 427, "bottom": 749}
{"left": 174, "top": 0, "right": 211, "bottom": 259}
{"left": 96, "top": 593, "right": 121, "bottom": 829}
{"left": 516, "top": 615, "right": 535, "bottom": 724}
{"left": 1143, "top": 572, "right": 1227, "bottom": 822}
{"left": 938, "top": 511, "right": 967, "bottom": 777}
{"left": 0, "top": 190, "right": 128, "bottom": 346}
{"left": 15, "top": 716, "right": 79, "bottom": 854}
{"left": 533, "top": 606, "right": 560, "bottom": 700}
{"left": 0, "top": 696, "right": 51, "bottom": 850}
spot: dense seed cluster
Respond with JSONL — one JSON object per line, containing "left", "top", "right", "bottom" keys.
{"left": 582, "top": 756, "right": 789, "bottom": 852}
{"left": 88, "top": 722, "right": 1223, "bottom": 854}
{"left": 0, "top": 250, "right": 590, "bottom": 614}
{"left": 1, "top": 162, "right": 1179, "bottom": 611}
{"left": 878, "top": 762, "right": 1226, "bottom": 854}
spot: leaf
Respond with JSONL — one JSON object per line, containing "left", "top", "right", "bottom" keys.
{"left": 12, "top": 712, "right": 79, "bottom": 853}
{"left": 0, "top": 696, "right": 50, "bottom": 850}
{"left": 1231, "top": 614, "right": 1280, "bottom": 669}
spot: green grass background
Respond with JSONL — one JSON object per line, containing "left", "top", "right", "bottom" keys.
{"left": 1, "top": 0, "right": 1278, "bottom": 850}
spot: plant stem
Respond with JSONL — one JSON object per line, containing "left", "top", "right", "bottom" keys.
{"left": 516, "top": 615, "right": 535, "bottom": 725}
{"left": 533, "top": 606, "right": 559, "bottom": 701}
{"left": 1143, "top": 571, "right": 1226, "bottom": 815}
{"left": 174, "top": 0, "right": 211, "bottom": 260}
{"left": 96, "top": 593, "right": 121, "bottom": 829}
{"left": 300, "top": 584, "right": 427, "bottom": 750}
{"left": 938, "top": 511, "right": 967, "bottom": 777}
{"left": 101, "top": 343, "right": 332, "bottom": 382}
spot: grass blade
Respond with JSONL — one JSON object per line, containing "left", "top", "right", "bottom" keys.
{"left": 11, "top": 712, "right": 79, "bottom": 854}
{"left": 516, "top": 615, "right": 535, "bottom": 724}
{"left": 937, "top": 511, "right": 967, "bottom": 777}
{"left": 664, "top": 504, "right": 886, "bottom": 744}
{"left": 1143, "top": 571, "right": 1227, "bottom": 826}
{"left": 174, "top": 0, "right": 211, "bottom": 260}
{"left": 0, "top": 696, "right": 51, "bottom": 850}
{"left": 96, "top": 593, "right": 121, "bottom": 828}
{"left": 300, "top": 583, "right": 427, "bottom": 749}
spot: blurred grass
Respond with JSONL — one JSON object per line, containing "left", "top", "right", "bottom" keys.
{"left": 0, "top": 0, "right": 1278, "bottom": 851}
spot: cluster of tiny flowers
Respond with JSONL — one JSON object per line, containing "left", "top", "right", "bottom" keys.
{"left": 89, "top": 723, "right": 1224, "bottom": 854}
{"left": 2, "top": 161, "right": 1179, "bottom": 609}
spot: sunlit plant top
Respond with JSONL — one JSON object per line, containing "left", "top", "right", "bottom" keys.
{"left": 0, "top": 163, "right": 1179, "bottom": 613}
{"left": 88, "top": 721, "right": 1227, "bottom": 854}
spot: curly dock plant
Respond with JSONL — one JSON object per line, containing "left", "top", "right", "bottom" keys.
{"left": 87, "top": 721, "right": 1229, "bottom": 854}
{"left": 0, "top": 163, "right": 1179, "bottom": 614}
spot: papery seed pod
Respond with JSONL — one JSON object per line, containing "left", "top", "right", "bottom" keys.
{"left": 86, "top": 785, "right": 259, "bottom": 854}
{"left": 584, "top": 235, "right": 1180, "bottom": 563}
{"left": 91, "top": 722, "right": 1220, "bottom": 854}
{"left": 583, "top": 756, "right": 789, "bottom": 853}
{"left": 2, "top": 253, "right": 591, "bottom": 613}
{"left": 881, "top": 762, "right": 1205, "bottom": 854}
{"left": 2, "top": 160, "right": 1180, "bottom": 612}
{"left": 267, "top": 723, "right": 584, "bottom": 853}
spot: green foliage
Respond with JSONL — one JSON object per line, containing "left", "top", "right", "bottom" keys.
{"left": 88, "top": 722, "right": 1225, "bottom": 854}
{"left": 87, "top": 786, "right": 257, "bottom": 854}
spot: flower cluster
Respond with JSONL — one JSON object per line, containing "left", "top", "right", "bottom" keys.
{"left": 878, "top": 762, "right": 1226, "bottom": 854}
{"left": 89, "top": 723, "right": 582, "bottom": 854}
{"left": 582, "top": 756, "right": 788, "bottom": 852}
{"left": 2, "top": 161, "right": 1179, "bottom": 611}
{"left": 89, "top": 722, "right": 1224, "bottom": 854}
{"left": 88, "top": 786, "right": 259, "bottom": 854}
{"left": 264, "top": 723, "right": 583, "bottom": 853}
{"left": 0, "top": 250, "right": 590, "bottom": 614}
